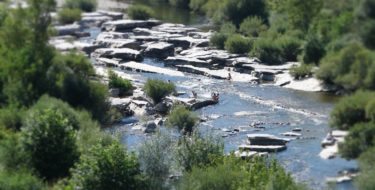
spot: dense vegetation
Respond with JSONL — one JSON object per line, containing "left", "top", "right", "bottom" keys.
{"left": 143, "top": 79, "right": 176, "bottom": 103}
{"left": 127, "top": 4, "right": 154, "bottom": 20}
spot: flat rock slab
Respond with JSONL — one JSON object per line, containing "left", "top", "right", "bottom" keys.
{"left": 176, "top": 65, "right": 258, "bottom": 82}
{"left": 190, "top": 99, "right": 218, "bottom": 110}
{"left": 239, "top": 144, "right": 287, "bottom": 152}
{"left": 102, "top": 19, "right": 162, "bottom": 31}
{"left": 247, "top": 134, "right": 290, "bottom": 146}
{"left": 93, "top": 48, "right": 143, "bottom": 61}
{"left": 119, "top": 61, "right": 184, "bottom": 77}
{"left": 141, "top": 42, "right": 175, "bottom": 59}
{"left": 54, "top": 24, "right": 81, "bottom": 36}
{"left": 95, "top": 39, "right": 141, "bottom": 49}
{"left": 166, "top": 56, "right": 209, "bottom": 68}
{"left": 152, "top": 23, "right": 198, "bottom": 35}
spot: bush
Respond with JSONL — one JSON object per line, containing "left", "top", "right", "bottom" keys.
{"left": 357, "top": 147, "right": 375, "bottom": 190}
{"left": 210, "top": 32, "right": 228, "bottom": 49}
{"left": 213, "top": 0, "right": 268, "bottom": 26}
{"left": 330, "top": 91, "right": 375, "bottom": 130}
{"left": 302, "top": 35, "right": 326, "bottom": 64}
{"left": 0, "top": 169, "right": 45, "bottom": 190}
{"left": 0, "top": 129, "right": 29, "bottom": 171}
{"left": 175, "top": 132, "right": 223, "bottom": 171}
{"left": 317, "top": 43, "right": 375, "bottom": 91}
{"left": 21, "top": 106, "right": 79, "bottom": 180}
{"left": 64, "top": 0, "right": 97, "bottom": 12}
{"left": 178, "top": 156, "right": 303, "bottom": 190}
{"left": 290, "top": 64, "right": 313, "bottom": 79}
{"left": 0, "top": 107, "right": 24, "bottom": 130}
{"left": 239, "top": 16, "right": 268, "bottom": 37}
{"left": 70, "top": 141, "right": 146, "bottom": 190}
{"left": 108, "top": 70, "right": 133, "bottom": 96}
{"left": 138, "top": 132, "right": 175, "bottom": 188}
{"left": 166, "top": 105, "right": 198, "bottom": 135}
{"left": 169, "top": 0, "right": 190, "bottom": 8}
{"left": 224, "top": 35, "right": 253, "bottom": 54}
{"left": 127, "top": 5, "right": 154, "bottom": 20}
{"left": 339, "top": 122, "right": 375, "bottom": 159}
{"left": 219, "top": 22, "right": 237, "bottom": 34}
{"left": 48, "top": 52, "right": 110, "bottom": 123}
{"left": 58, "top": 8, "right": 82, "bottom": 24}
{"left": 278, "top": 35, "right": 302, "bottom": 62}
{"left": 250, "top": 38, "right": 284, "bottom": 65}
{"left": 143, "top": 79, "right": 175, "bottom": 104}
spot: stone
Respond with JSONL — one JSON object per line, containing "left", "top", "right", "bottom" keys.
{"left": 109, "top": 88, "right": 120, "bottom": 97}
{"left": 280, "top": 132, "right": 302, "bottom": 137}
{"left": 93, "top": 48, "right": 143, "bottom": 62}
{"left": 102, "top": 19, "right": 162, "bottom": 32}
{"left": 54, "top": 24, "right": 81, "bottom": 36}
{"left": 152, "top": 23, "right": 198, "bottom": 35}
{"left": 247, "top": 134, "right": 290, "bottom": 146}
{"left": 96, "top": 32, "right": 131, "bottom": 41}
{"left": 154, "top": 99, "right": 173, "bottom": 114}
{"left": 190, "top": 99, "right": 218, "bottom": 110}
{"left": 95, "top": 38, "right": 141, "bottom": 50}
{"left": 98, "top": 10, "right": 124, "bottom": 20}
{"left": 141, "top": 42, "right": 175, "bottom": 59}
{"left": 166, "top": 36, "right": 209, "bottom": 49}
{"left": 143, "top": 121, "right": 157, "bottom": 133}
{"left": 165, "top": 56, "right": 209, "bottom": 68}
{"left": 119, "top": 61, "right": 185, "bottom": 77}
{"left": 96, "top": 58, "right": 121, "bottom": 67}
{"left": 239, "top": 144, "right": 287, "bottom": 152}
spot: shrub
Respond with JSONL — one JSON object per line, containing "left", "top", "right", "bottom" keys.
{"left": 138, "top": 132, "right": 175, "bottom": 188}
{"left": 278, "top": 35, "right": 302, "bottom": 62}
{"left": 0, "top": 129, "right": 29, "bottom": 170}
{"left": 143, "top": 79, "right": 175, "bottom": 104}
{"left": 0, "top": 107, "right": 24, "bottom": 130}
{"left": 64, "top": 0, "right": 97, "bottom": 12}
{"left": 166, "top": 105, "right": 198, "bottom": 134}
{"left": 48, "top": 52, "right": 109, "bottom": 123}
{"left": 239, "top": 16, "right": 268, "bottom": 37}
{"left": 357, "top": 147, "right": 375, "bottom": 190}
{"left": 317, "top": 43, "right": 375, "bottom": 91}
{"left": 169, "top": 0, "right": 190, "bottom": 8}
{"left": 339, "top": 122, "right": 375, "bottom": 159}
{"left": 0, "top": 169, "right": 45, "bottom": 190}
{"left": 330, "top": 91, "right": 375, "bottom": 130}
{"left": 70, "top": 141, "right": 146, "bottom": 190}
{"left": 178, "top": 156, "right": 303, "bottom": 190}
{"left": 189, "top": 0, "right": 207, "bottom": 12}
{"left": 302, "top": 35, "right": 326, "bottom": 64}
{"left": 250, "top": 38, "right": 284, "bottom": 65}
{"left": 290, "top": 64, "right": 313, "bottom": 79}
{"left": 175, "top": 132, "right": 223, "bottom": 171}
{"left": 58, "top": 8, "right": 82, "bottom": 24}
{"left": 224, "top": 35, "right": 253, "bottom": 54}
{"left": 108, "top": 70, "right": 133, "bottom": 96}
{"left": 21, "top": 107, "right": 79, "bottom": 180}
{"left": 210, "top": 32, "right": 228, "bottom": 49}
{"left": 219, "top": 22, "right": 237, "bottom": 34}
{"left": 214, "top": 0, "right": 268, "bottom": 26}
{"left": 127, "top": 5, "right": 154, "bottom": 20}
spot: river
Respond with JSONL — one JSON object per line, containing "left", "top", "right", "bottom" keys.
{"left": 79, "top": 0, "right": 357, "bottom": 189}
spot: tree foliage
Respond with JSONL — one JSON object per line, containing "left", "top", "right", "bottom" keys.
{"left": 166, "top": 105, "right": 198, "bottom": 135}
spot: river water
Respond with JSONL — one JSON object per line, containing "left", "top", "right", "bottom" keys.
{"left": 80, "top": 1, "right": 357, "bottom": 189}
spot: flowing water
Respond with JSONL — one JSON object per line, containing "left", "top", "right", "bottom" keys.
{"left": 78, "top": 1, "right": 357, "bottom": 189}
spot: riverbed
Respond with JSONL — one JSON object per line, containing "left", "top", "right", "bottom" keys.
{"left": 73, "top": 0, "right": 358, "bottom": 189}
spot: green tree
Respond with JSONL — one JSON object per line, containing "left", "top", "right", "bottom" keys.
{"left": 70, "top": 141, "right": 146, "bottom": 190}
{"left": 224, "top": 34, "right": 253, "bottom": 54}
{"left": 284, "top": 0, "right": 323, "bottom": 31}
{"left": 21, "top": 107, "right": 79, "bottom": 180}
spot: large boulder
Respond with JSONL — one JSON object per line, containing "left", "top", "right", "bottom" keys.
{"left": 141, "top": 42, "right": 175, "bottom": 59}
{"left": 95, "top": 39, "right": 141, "bottom": 50}
{"left": 92, "top": 48, "right": 143, "bottom": 62}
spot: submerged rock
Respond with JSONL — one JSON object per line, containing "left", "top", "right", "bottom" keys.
{"left": 239, "top": 144, "right": 287, "bottom": 152}
{"left": 54, "top": 24, "right": 81, "bottom": 36}
{"left": 143, "top": 121, "right": 157, "bottom": 133}
{"left": 190, "top": 99, "right": 218, "bottom": 110}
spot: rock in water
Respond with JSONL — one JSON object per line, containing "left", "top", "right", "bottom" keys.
{"left": 143, "top": 121, "right": 157, "bottom": 133}
{"left": 247, "top": 134, "right": 290, "bottom": 146}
